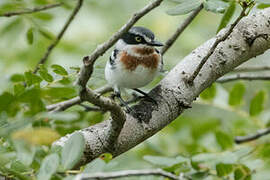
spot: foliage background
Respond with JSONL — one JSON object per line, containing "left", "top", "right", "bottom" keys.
{"left": 1, "top": 0, "right": 270, "bottom": 179}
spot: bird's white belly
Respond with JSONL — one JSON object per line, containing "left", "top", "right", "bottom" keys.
{"left": 105, "top": 62, "right": 158, "bottom": 89}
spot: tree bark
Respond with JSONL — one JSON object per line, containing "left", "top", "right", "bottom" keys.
{"left": 54, "top": 8, "right": 270, "bottom": 166}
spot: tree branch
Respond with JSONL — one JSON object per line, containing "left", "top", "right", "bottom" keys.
{"left": 74, "top": 169, "right": 185, "bottom": 180}
{"left": 160, "top": 4, "right": 203, "bottom": 55}
{"left": 233, "top": 66, "right": 270, "bottom": 72}
{"left": 217, "top": 74, "right": 270, "bottom": 83}
{"left": 46, "top": 84, "right": 112, "bottom": 112}
{"left": 33, "top": 0, "right": 83, "bottom": 73}
{"left": 187, "top": 5, "right": 248, "bottom": 84}
{"left": 54, "top": 8, "right": 270, "bottom": 166}
{"left": 0, "top": 3, "right": 61, "bottom": 17}
{"left": 235, "top": 127, "right": 270, "bottom": 144}
{"left": 76, "top": 56, "right": 126, "bottom": 158}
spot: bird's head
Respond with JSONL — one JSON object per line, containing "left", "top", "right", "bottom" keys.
{"left": 120, "top": 26, "right": 163, "bottom": 47}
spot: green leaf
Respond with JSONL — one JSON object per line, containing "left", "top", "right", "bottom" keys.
{"left": 203, "top": 0, "right": 229, "bottom": 13}
{"left": 61, "top": 132, "right": 85, "bottom": 170}
{"left": 19, "top": 87, "right": 45, "bottom": 114}
{"left": 83, "top": 158, "right": 106, "bottom": 173}
{"left": 0, "top": 92, "right": 15, "bottom": 112}
{"left": 200, "top": 84, "right": 216, "bottom": 100}
{"left": 190, "top": 171, "right": 209, "bottom": 180}
{"left": 143, "top": 155, "right": 188, "bottom": 167}
{"left": 249, "top": 91, "right": 266, "bottom": 116}
{"left": 215, "top": 130, "right": 233, "bottom": 150}
{"left": 234, "top": 164, "right": 251, "bottom": 180}
{"left": 38, "top": 28, "right": 55, "bottom": 40}
{"left": 14, "top": 83, "right": 25, "bottom": 96}
{"left": 10, "top": 74, "right": 25, "bottom": 82}
{"left": 229, "top": 83, "right": 245, "bottom": 106}
{"left": 217, "top": 1, "right": 236, "bottom": 33}
{"left": 38, "top": 64, "right": 54, "bottom": 82}
{"left": 233, "top": 147, "right": 253, "bottom": 159}
{"left": 166, "top": 0, "right": 202, "bottom": 15}
{"left": 255, "top": 0, "right": 270, "bottom": 4}
{"left": 33, "top": 12, "right": 54, "bottom": 21}
{"left": 216, "top": 163, "right": 233, "bottom": 177}
{"left": 42, "top": 87, "right": 76, "bottom": 99}
{"left": 26, "top": 27, "right": 34, "bottom": 45}
{"left": 257, "top": 3, "right": 270, "bottom": 8}
{"left": 13, "top": 140, "right": 36, "bottom": 166}
{"left": 10, "top": 161, "right": 31, "bottom": 173}
{"left": 1, "top": 18, "right": 23, "bottom": 36}
{"left": 37, "top": 153, "right": 59, "bottom": 180}
{"left": 24, "top": 71, "right": 42, "bottom": 86}
{"left": 59, "top": 77, "right": 72, "bottom": 85}
{"left": 51, "top": 64, "right": 68, "bottom": 76}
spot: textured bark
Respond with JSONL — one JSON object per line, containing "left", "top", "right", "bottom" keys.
{"left": 54, "top": 8, "right": 270, "bottom": 166}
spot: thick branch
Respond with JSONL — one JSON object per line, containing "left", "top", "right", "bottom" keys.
{"left": 187, "top": 6, "right": 248, "bottom": 83}
{"left": 217, "top": 74, "right": 270, "bottom": 83}
{"left": 33, "top": 0, "right": 83, "bottom": 73}
{"left": 54, "top": 8, "right": 270, "bottom": 166}
{"left": 235, "top": 128, "right": 270, "bottom": 144}
{"left": 75, "top": 169, "right": 183, "bottom": 180}
{"left": 0, "top": 3, "right": 61, "bottom": 17}
{"left": 160, "top": 4, "right": 203, "bottom": 55}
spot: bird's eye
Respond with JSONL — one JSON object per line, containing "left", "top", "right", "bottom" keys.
{"left": 135, "top": 36, "right": 142, "bottom": 42}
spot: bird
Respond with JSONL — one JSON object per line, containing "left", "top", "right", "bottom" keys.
{"left": 105, "top": 26, "right": 163, "bottom": 112}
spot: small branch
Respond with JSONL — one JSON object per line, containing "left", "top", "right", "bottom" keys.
{"left": 0, "top": 3, "right": 61, "bottom": 17}
{"left": 47, "top": 96, "right": 82, "bottom": 112}
{"left": 33, "top": 0, "right": 84, "bottom": 73}
{"left": 46, "top": 84, "right": 112, "bottom": 112}
{"left": 78, "top": 56, "right": 126, "bottom": 149}
{"left": 217, "top": 74, "right": 270, "bottom": 83}
{"left": 75, "top": 169, "right": 185, "bottom": 180}
{"left": 79, "top": 104, "right": 102, "bottom": 112}
{"left": 235, "top": 127, "right": 270, "bottom": 144}
{"left": 233, "top": 66, "right": 270, "bottom": 72}
{"left": 160, "top": 4, "right": 203, "bottom": 55}
{"left": 187, "top": 6, "right": 248, "bottom": 84}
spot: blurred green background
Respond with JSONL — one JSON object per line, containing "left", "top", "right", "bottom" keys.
{"left": 1, "top": 0, "right": 270, "bottom": 179}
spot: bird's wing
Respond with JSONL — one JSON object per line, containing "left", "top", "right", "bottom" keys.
{"left": 109, "top": 49, "right": 119, "bottom": 69}
{"left": 155, "top": 48, "right": 164, "bottom": 73}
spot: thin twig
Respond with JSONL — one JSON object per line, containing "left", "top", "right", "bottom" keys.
{"left": 217, "top": 74, "right": 270, "bottom": 83}
{"left": 0, "top": 3, "right": 61, "bottom": 17}
{"left": 160, "top": 4, "right": 203, "bottom": 55}
{"left": 46, "top": 84, "right": 112, "bottom": 112}
{"left": 33, "top": 0, "right": 83, "bottom": 73}
{"left": 79, "top": 104, "right": 102, "bottom": 112}
{"left": 233, "top": 66, "right": 270, "bottom": 72}
{"left": 187, "top": 6, "right": 248, "bottom": 84}
{"left": 47, "top": 96, "right": 82, "bottom": 112}
{"left": 235, "top": 127, "right": 270, "bottom": 144}
{"left": 75, "top": 169, "right": 186, "bottom": 180}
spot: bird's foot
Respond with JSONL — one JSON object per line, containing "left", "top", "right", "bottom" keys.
{"left": 133, "top": 88, "right": 157, "bottom": 105}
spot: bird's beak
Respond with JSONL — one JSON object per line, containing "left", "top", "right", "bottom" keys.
{"left": 148, "top": 40, "right": 164, "bottom": 46}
